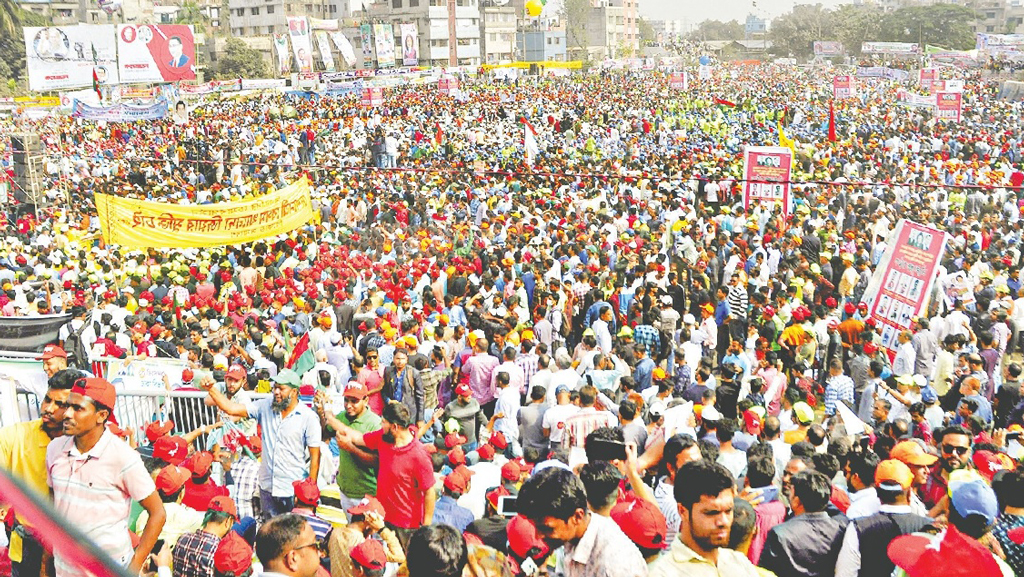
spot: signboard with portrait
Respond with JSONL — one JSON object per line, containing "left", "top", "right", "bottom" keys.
{"left": 24, "top": 25, "right": 119, "bottom": 92}
{"left": 117, "top": 24, "right": 196, "bottom": 83}
{"left": 742, "top": 146, "right": 793, "bottom": 213}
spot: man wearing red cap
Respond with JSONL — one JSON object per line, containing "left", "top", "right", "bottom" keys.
{"left": 213, "top": 531, "right": 253, "bottom": 577}
{"left": 316, "top": 381, "right": 382, "bottom": 511}
{"left": 291, "top": 478, "right": 333, "bottom": 545}
{"left": 0, "top": 368, "right": 77, "bottom": 577}
{"left": 37, "top": 344, "right": 69, "bottom": 378}
{"left": 172, "top": 496, "right": 238, "bottom": 577}
{"left": 327, "top": 496, "right": 404, "bottom": 577}
{"left": 204, "top": 364, "right": 255, "bottom": 443}
{"left": 348, "top": 538, "right": 386, "bottom": 577}
{"left": 46, "top": 377, "right": 167, "bottom": 576}
{"left": 432, "top": 465, "right": 475, "bottom": 532}
{"left": 134, "top": 465, "right": 204, "bottom": 550}
{"left": 181, "top": 451, "right": 230, "bottom": 511}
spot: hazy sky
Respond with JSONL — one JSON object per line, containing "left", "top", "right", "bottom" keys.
{"left": 639, "top": 0, "right": 847, "bottom": 30}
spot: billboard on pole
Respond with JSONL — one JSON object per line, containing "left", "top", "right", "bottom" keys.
{"left": 400, "top": 23, "right": 419, "bottom": 66}
{"left": 287, "top": 16, "right": 314, "bottom": 73}
{"left": 742, "top": 146, "right": 793, "bottom": 213}
{"left": 117, "top": 24, "right": 196, "bottom": 83}
{"left": 24, "top": 25, "right": 119, "bottom": 92}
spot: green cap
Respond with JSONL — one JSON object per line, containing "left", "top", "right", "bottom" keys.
{"left": 272, "top": 369, "right": 301, "bottom": 388}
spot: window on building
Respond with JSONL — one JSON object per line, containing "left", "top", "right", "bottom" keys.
{"left": 267, "top": 5, "right": 274, "bottom": 12}
{"left": 304, "top": 4, "right": 312, "bottom": 11}
{"left": 987, "top": 25, "right": 995, "bottom": 31}
{"left": 268, "top": 25, "right": 274, "bottom": 33}
{"left": 430, "top": 0, "right": 444, "bottom": 6}
{"left": 286, "top": 3, "right": 293, "bottom": 10}
{"left": 986, "top": 11, "right": 996, "bottom": 18}
{"left": 393, "top": 0, "right": 402, "bottom": 6}
{"left": 250, "top": 7, "right": 259, "bottom": 14}
{"left": 329, "top": 4, "right": 335, "bottom": 11}
{"left": 409, "top": 0, "right": 419, "bottom": 5}
{"left": 235, "top": 8, "right": 244, "bottom": 15}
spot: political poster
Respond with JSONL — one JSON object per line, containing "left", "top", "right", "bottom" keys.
{"left": 861, "top": 42, "right": 920, "bottom": 54}
{"left": 309, "top": 18, "right": 339, "bottom": 31}
{"left": 71, "top": 99, "right": 168, "bottom": 121}
{"left": 400, "top": 23, "right": 419, "bottom": 66}
{"left": 813, "top": 41, "right": 844, "bottom": 56}
{"left": 919, "top": 68, "right": 938, "bottom": 91}
{"left": 287, "top": 16, "right": 314, "bottom": 73}
{"left": 438, "top": 77, "right": 459, "bottom": 95}
{"left": 361, "top": 87, "right": 384, "bottom": 106}
{"left": 273, "top": 34, "right": 291, "bottom": 75}
{"left": 931, "top": 79, "right": 964, "bottom": 93}
{"left": 698, "top": 65, "right": 711, "bottom": 80}
{"left": 60, "top": 89, "right": 100, "bottom": 109}
{"left": 94, "top": 178, "right": 313, "bottom": 248}
{"left": 315, "top": 30, "right": 336, "bottom": 73}
{"left": 742, "top": 146, "right": 793, "bottom": 213}
{"left": 332, "top": 32, "right": 357, "bottom": 67}
{"left": 669, "top": 72, "right": 688, "bottom": 90}
{"left": 117, "top": 24, "right": 196, "bottom": 83}
{"left": 360, "top": 24, "right": 375, "bottom": 68}
{"left": 24, "top": 25, "right": 119, "bottom": 92}
{"left": 833, "top": 75, "right": 856, "bottom": 99}
{"left": 936, "top": 91, "right": 962, "bottom": 122}
{"left": 241, "top": 78, "right": 287, "bottom": 90}
{"left": 862, "top": 220, "right": 948, "bottom": 355}
{"left": 373, "top": 23, "right": 396, "bottom": 68}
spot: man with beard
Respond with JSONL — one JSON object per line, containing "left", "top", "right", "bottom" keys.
{"left": 518, "top": 466, "right": 647, "bottom": 577}
{"left": 204, "top": 363, "right": 255, "bottom": 445}
{"left": 332, "top": 401, "right": 435, "bottom": 550}
{"left": 921, "top": 425, "right": 973, "bottom": 509}
{"left": 649, "top": 460, "right": 761, "bottom": 576}
{"left": 200, "top": 369, "right": 321, "bottom": 520}
{"left": 315, "top": 381, "right": 382, "bottom": 511}
{"left": 0, "top": 368, "right": 78, "bottom": 577}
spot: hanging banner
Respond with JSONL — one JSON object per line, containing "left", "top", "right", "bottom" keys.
{"left": 287, "top": 16, "right": 314, "bottom": 73}
{"left": 360, "top": 24, "right": 375, "bottom": 68}
{"left": 863, "top": 220, "right": 948, "bottom": 356}
{"left": 71, "top": 99, "right": 168, "bottom": 121}
{"left": 698, "top": 65, "right": 711, "bottom": 80}
{"left": 315, "top": 30, "right": 336, "bottom": 73}
{"left": 178, "top": 79, "right": 241, "bottom": 94}
{"left": 241, "top": 78, "right": 287, "bottom": 90}
{"left": 273, "top": 33, "right": 292, "bottom": 75}
{"left": 919, "top": 68, "right": 938, "bottom": 91}
{"left": 309, "top": 18, "right": 339, "bottom": 31}
{"left": 669, "top": 72, "right": 687, "bottom": 90}
{"left": 856, "top": 66, "right": 910, "bottom": 81}
{"left": 742, "top": 146, "right": 793, "bottom": 213}
{"left": 935, "top": 91, "right": 962, "bottom": 122}
{"left": 95, "top": 178, "right": 313, "bottom": 248}
{"left": 332, "top": 32, "right": 357, "bottom": 67}
{"left": 896, "top": 89, "right": 936, "bottom": 108}
{"left": 117, "top": 24, "right": 196, "bottom": 83}
{"left": 400, "top": 23, "right": 419, "bottom": 66}
{"left": 931, "top": 79, "right": 964, "bottom": 92}
{"left": 833, "top": 75, "right": 856, "bottom": 98}
{"left": 373, "top": 23, "right": 396, "bottom": 68}
{"left": 862, "top": 41, "right": 920, "bottom": 54}
{"left": 438, "top": 77, "right": 459, "bottom": 95}
{"left": 361, "top": 87, "right": 384, "bottom": 106}
{"left": 24, "top": 25, "right": 119, "bottom": 92}
{"left": 60, "top": 89, "right": 99, "bottom": 109}
{"left": 813, "top": 41, "right": 844, "bottom": 56}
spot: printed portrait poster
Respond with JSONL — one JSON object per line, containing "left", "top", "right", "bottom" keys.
{"left": 117, "top": 24, "right": 196, "bottom": 83}
{"left": 373, "top": 23, "right": 396, "bottom": 68}
{"left": 24, "top": 25, "right": 119, "bottom": 91}
{"left": 288, "top": 16, "right": 314, "bottom": 74}
{"left": 742, "top": 146, "right": 793, "bottom": 213}
{"left": 400, "top": 23, "right": 419, "bottom": 66}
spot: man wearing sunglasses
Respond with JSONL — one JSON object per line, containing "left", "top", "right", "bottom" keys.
{"left": 921, "top": 425, "right": 973, "bottom": 510}
{"left": 255, "top": 514, "right": 321, "bottom": 577}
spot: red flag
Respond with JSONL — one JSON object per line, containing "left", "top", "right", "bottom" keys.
{"left": 92, "top": 67, "right": 101, "bottom": 101}
{"left": 714, "top": 97, "right": 736, "bottom": 107}
{"left": 434, "top": 122, "right": 443, "bottom": 145}
{"left": 828, "top": 101, "right": 837, "bottom": 143}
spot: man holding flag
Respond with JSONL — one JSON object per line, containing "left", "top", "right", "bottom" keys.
{"left": 198, "top": 368, "right": 321, "bottom": 521}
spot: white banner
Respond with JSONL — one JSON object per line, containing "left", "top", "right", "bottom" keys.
{"left": 373, "top": 23, "right": 396, "bottom": 68}
{"left": 332, "top": 32, "right": 357, "bottom": 67}
{"left": 861, "top": 41, "right": 920, "bottom": 54}
{"left": 273, "top": 33, "right": 291, "bottom": 75}
{"left": 117, "top": 24, "right": 197, "bottom": 83}
{"left": 24, "top": 25, "right": 119, "bottom": 92}
{"left": 309, "top": 18, "right": 339, "bottom": 31}
{"left": 315, "top": 30, "right": 336, "bottom": 73}
{"left": 241, "top": 78, "right": 287, "bottom": 90}
{"left": 287, "top": 16, "right": 314, "bottom": 73}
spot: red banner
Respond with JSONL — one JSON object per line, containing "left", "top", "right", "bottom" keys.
{"left": 919, "top": 68, "right": 938, "bottom": 91}
{"left": 438, "top": 77, "right": 459, "bottom": 95}
{"left": 935, "top": 91, "right": 962, "bottom": 122}
{"left": 669, "top": 72, "right": 687, "bottom": 90}
{"left": 833, "top": 75, "right": 856, "bottom": 99}
{"left": 742, "top": 146, "right": 793, "bottom": 213}
{"left": 361, "top": 87, "right": 384, "bottom": 107}
{"left": 863, "top": 220, "right": 948, "bottom": 356}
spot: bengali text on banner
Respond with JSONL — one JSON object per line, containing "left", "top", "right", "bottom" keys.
{"left": 95, "top": 178, "right": 313, "bottom": 248}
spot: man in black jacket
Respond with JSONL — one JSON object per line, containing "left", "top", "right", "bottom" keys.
{"left": 759, "top": 470, "right": 846, "bottom": 577}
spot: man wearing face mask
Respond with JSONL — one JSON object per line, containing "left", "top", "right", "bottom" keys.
{"left": 200, "top": 369, "right": 321, "bottom": 520}
{"left": 0, "top": 368, "right": 79, "bottom": 577}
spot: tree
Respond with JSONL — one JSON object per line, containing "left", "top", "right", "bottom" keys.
{"left": 0, "top": 10, "right": 48, "bottom": 94}
{"left": 637, "top": 17, "right": 655, "bottom": 46}
{"left": 768, "top": 4, "right": 834, "bottom": 57}
{"left": 686, "top": 19, "right": 745, "bottom": 41}
{"left": 830, "top": 4, "right": 883, "bottom": 56}
{"left": 176, "top": 0, "right": 210, "bottom": 30}
{"left": 1, "top": 0, "right": 21, "bottom": 35}
{"left": 878, "top": 4, "right": 978, "bottom": 50}
{"left": 212, "top": 37, "right": 267, "bottom": 79}
{"left": 560, "top": 0, "right": 591, "bottom": 59}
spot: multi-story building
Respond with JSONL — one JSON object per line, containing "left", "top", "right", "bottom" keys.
{"left": 585, "top": 1, "right": 626, "bottom": 59}
{"left": 516, "top": 27, "right": 565, "bottom": 61}
{"left": 16, "top": 0, "right": 79, "bottom": 25}
{"left": 608, "top": 0, "right": 638, "bottom": 53}
{"left": 480, "top": 3, "right": 516, "bottom": 62}
{"left": 362, "top": 0, "right": 482, "bottom": 66}
{"left": 228, "top": 0, "right": 332, "bottom": 37}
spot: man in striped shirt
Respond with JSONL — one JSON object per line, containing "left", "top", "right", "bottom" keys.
{"left": 727, "top": 273, "right": 749, "bottom": 341}
{"left": 46, "top": 377, "right": 166, "bottom": 576}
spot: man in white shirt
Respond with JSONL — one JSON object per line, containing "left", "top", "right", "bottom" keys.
{"left": 541, "top": 385, "right": 578, "bottom": 449}
{"left": 844, "top": 452, "right": 881, "bottom": 520}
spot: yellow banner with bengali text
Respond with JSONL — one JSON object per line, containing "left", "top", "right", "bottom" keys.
{"left": 95, "top": 178, "right": 313, "bottom": 248}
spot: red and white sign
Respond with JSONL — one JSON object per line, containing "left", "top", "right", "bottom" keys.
{"left": 833, "top": 75, "right": 856, "bottom": 99}
{"left": 361, "top": 87, "right": 384, "bottom": 106}
{"left": 438, "top": 77, "right": 459, "bottom": 95}
{"left": 863, "top": 220, "right": 948, "bottom": 357}
{"left": 935, "top": 91, "right": 962, "bottom": 122}
{"left": 117, "top": 24, "right": 196, "bottom": 83}
{"left": 919, "top": 68, "right": 938, "bottom": 91}
{"left": 669, "top": 72, "right": 688, "bottom": 90}
{"left": 742, "top": 146, "right": 793, "bottom": 213}
{"left": 931, "top": 79, "right": 964, "bottom": 92}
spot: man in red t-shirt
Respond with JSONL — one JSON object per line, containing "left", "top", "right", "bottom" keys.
{"left": 335, "top": 400, "right": 436, "bottom": 549}
{"left": 181, "top": 450, "right": 229, "bottom": 511}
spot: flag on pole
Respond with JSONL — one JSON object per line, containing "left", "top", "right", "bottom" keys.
{"left": 524, "top": 119, "right": 539, "bottom": 165}
{"left": 778, "top": 120, "right": 795, "bottom": 153}
{"left": 828, "top": 101, "right": 837, "bottom": 143}
{"left": 286, "top": 332, "right": 316, "bottom": 375}
{"left": 714, "top": 97, "right": 736, "bottom": 107}
{"left": 92, "top": 68, "right": 101, "bottom": 101}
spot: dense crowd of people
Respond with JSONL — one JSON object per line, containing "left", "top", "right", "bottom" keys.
{"left": 3, "top": 58, "right": 1024, "bottom": 577}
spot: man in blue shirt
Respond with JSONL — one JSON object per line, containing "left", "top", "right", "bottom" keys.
{"left": 633, "top": 346, "right": 655, "bottom": 392}
{"left": 432, "top": 465, "right": 476, "bottom": 532}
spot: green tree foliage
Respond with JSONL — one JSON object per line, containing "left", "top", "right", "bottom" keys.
{"left": 0, "top": 10, "right": 48, "bottom": 94}
{"left": 560, "top": 0, "right": 591, "bottom": 58}
{"left": 687, "top": 19, "right": 745, "bottom": 41}
{"left": 211, "top": 37, "right": 267, "bottom": 80}
{"left": 637, "top": 17, "right": 655, "bottom": 46}
{"left": 767, "top": 4, "right": 833, "bottom": 58}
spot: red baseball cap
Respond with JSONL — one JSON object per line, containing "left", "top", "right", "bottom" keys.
{"left": 145, "top": 420, "right": 175, "bottom": 442}
{"left": 501, "top": 461, "right": 521, "bottom": 482}
{"left": 844, "top": 302, "right": 856, "bottom": 314}
{"left": 490, "top": 431, "right": 508, "bottom": 449}
{"left": 71, "top": 377, "right": 116, "bottom": 411}
{"left": 506, "top": 515, "right": 549, "bottom": 560}
{"left": 476, "top": 444, "right": 496, "bottom": 461}
{"left": 209, "top": 495, "right": 237, "bottom": 518}
{"left": 346, "top": 496, "right": 385, "bottom": 518}
{"left": 455, "top": 383, "right": 472, "bottom": 397}
{"left": 182, "top": 368, "right": 195, "bottom": 382}
{"left": 350, "top": 538, "right": 386, "bottom": 571}
{"left": 344, "top": 381, "right": 369, "bottom": 400}
{"left": 743, "top": 409, "right": 763, "bottom": 435}
{"left": 155, "top": 465, "right": 190, "bottom": 495}
{"left": 444, "top": 433, "right": 467, "bottom": 449}
{"left": 152, "top": 436, "right": 188, "bottom": 465}
{"left": 225, "top": 364, "right": 247, "bottom": 381}
{"left": 292, "top": 478, "right": 320, "bottom": 506}
{"left": 888, "top": 523, "right": 1002, "bottom": 577}
{"left": 486, "top": 485, "right": 510, "bottom": 510}
{"left": 184, "top": 451, "right": 214, "bottom": 477}
{"left": 214, "top": 531, "right": 253, "bottom": 576}
{"left": 37, "top": 344, "right": 67, "bottom": 360}
{"left": 448, "top": 445, "right": 467, "bottom": 466}
{"left": 443, "top": 465, "right": 475, "bottom": 493}
{"left": 610, "top": 498, "right": 669, "bottom": 550}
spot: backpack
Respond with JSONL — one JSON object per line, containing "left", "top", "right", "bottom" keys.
{"left": 64, "top": 315, "right": 91, "bottom": 370}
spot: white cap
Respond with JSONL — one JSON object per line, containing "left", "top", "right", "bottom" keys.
{"left": 683, "top": 313, "right": 696, "bottom": 325}
{"left": 701, "top": 406, "right": 723, "bottom": 422}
